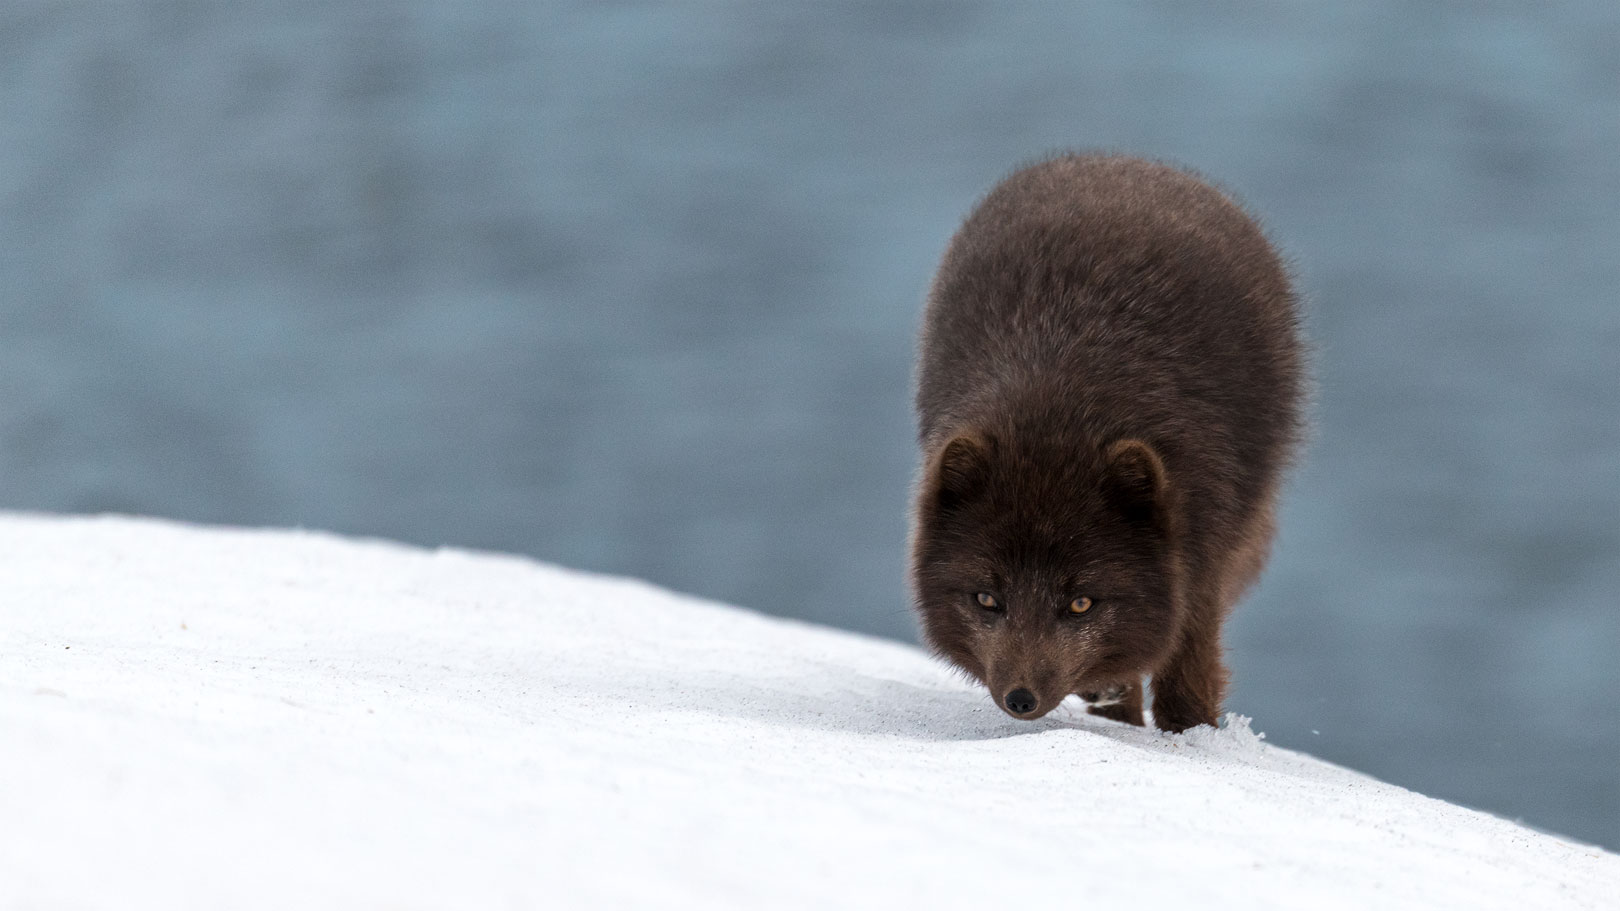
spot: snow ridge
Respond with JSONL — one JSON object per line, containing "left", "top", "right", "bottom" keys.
{"left": 1, "top": 513, "right": 1614, "bottom": 910}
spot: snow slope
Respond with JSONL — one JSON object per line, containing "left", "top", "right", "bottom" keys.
{"left": 1, "top": 514, "right": 1614, "bottom": 910}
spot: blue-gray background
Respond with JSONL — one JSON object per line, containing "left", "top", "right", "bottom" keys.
{"left": 3, "top": 2, "right": 1615, "bottom": 847}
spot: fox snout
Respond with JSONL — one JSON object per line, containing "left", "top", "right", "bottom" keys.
{"left": 1002, "top": 687, "right": 1039, "bottom": 716}
{"left": 996, "top": 684, "right": 1058, "bottom": 720}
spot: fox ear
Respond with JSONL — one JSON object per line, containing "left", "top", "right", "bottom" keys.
{"left": 1103, "top": 439, "right": 1171, "bottom": 531}
{"left": 930, "top": 433, "right": 992, "bottom": 512}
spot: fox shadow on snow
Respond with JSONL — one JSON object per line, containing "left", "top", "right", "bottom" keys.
{"left": 601, "top": 657, "right": 1173, "bottom": 751}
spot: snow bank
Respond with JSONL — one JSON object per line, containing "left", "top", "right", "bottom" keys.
{"left": 1, "top": 513, "right": 1613, "bottom": 910}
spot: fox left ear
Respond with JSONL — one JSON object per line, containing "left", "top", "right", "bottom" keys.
{"left": 930, "top": 432, "right": 992, "bottom": 514}
{"left": 1103, "top": 439, "right": 1173, "bottom": 533}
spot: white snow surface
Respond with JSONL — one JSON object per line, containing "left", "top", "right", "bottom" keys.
{"left": 2, "top": 514, "right": 1614, "bottom": 910}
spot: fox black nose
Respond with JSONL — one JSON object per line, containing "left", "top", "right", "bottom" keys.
{"left": 1004, "top": 688, "right": 1038, "bottom": 715}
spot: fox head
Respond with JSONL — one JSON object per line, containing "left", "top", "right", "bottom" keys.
{"left": 910, "top": 432, "right": 1184, "bottom": 719}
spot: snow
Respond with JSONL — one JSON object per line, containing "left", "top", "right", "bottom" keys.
{"left": 1, "top": 513, "right": 1614, "bottom": 910}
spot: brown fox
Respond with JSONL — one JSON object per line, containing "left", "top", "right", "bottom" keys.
{"left": 910, "top": 154, "right": 1306, "bottom": 732}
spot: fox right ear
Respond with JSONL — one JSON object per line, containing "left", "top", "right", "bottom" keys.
{"left": 930, "top": 434, "right": 991, "bottom": 512}
{"left": 1103, "top": 438, "right": 1172, "bottom": 533}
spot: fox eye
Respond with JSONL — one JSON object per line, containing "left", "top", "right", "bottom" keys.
{"left": 1069, "top": 596, "right": 1094, "bottom": 615}
{"left": 974, "top": 592, "right": 1002, "bottom": 611}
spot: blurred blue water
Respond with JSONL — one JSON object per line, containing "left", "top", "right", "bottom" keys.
{"left": 1, "top": 2, "right": 1615, "bottom": 846}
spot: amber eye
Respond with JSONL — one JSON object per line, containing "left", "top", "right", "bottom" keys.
{"left": 1069, "top": 596, "right": 1094, "bottom": 615}
{"left": 974, "top": 592, "right": 1000, "bottom": 610}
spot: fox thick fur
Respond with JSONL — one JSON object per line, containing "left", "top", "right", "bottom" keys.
{"left": 910, "top": 154, "right": 1305, "bottom": 732}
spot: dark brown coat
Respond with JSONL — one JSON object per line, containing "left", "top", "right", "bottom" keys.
{"left": 910, "top": 154, "right": 1305, "bottom": 732}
